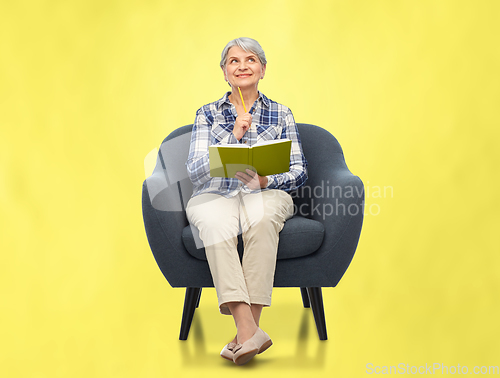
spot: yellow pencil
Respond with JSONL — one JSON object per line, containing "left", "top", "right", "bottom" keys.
{"left": 237, "top": 87, "right": 247, "bottom": 113}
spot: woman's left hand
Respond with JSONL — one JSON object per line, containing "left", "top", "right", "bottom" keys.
{"left": 235, "top": 169, "right": 268, "bottom": 190}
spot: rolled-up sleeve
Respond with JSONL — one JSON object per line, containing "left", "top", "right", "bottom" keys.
{"left": 266, "top": 109, "right": 308, "bottom": 191}
{"left": 186, "top": 107, "right": 240, "bottom": 187}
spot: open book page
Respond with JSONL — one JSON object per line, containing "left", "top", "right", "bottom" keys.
{"left": 252, "top": 138, "right": 291, "bottom": 147}
{"left": 220, "top": 143, "right": 248, "bottom": 148}
{"left": 250, "top": 139, "right": 291, "bottom": 176}
{"left": 209, "top": 144, "right": 250, "bottom": 178}
{"left": 209, "top": 139, "right": 292, "bottom": 178}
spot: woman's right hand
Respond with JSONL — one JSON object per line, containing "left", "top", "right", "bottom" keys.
{"left": 233, "top": 112, "right": 252, "bottom": 141}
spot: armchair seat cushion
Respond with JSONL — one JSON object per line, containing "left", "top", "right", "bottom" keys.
{"left": 182, "top": 216, "right": 324, "bottom": 261}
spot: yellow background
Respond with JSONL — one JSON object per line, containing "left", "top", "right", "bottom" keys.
{"left": 1, "top": 1, "right": 499, "bottom": 377}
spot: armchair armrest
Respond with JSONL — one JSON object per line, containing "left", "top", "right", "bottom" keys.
{"left": 142, "top": 177, "right": 213, "bottom": 287}
{"left": 295, "top": 166, "right": 364, "bottom": 286}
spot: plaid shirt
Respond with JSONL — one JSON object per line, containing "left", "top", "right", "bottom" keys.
{"left": 186, "top": 91, "right": 308, "bottom": 198}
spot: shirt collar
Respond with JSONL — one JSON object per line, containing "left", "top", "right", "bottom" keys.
{"left": 216, "top": 91, "right": 270, "bottom": 110}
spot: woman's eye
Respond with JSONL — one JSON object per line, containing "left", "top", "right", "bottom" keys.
{"left": 249, "top": 58, "right": 255, "bottom": 62}
{"left": 230, "top": 59, "right": 238, "bottom": 63}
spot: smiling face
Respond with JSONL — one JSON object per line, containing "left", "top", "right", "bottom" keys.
{"left": 223, "top": 46, "right": 266, "bottom": 91}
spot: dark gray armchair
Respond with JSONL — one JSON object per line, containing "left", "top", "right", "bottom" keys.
{"left": 142, "top": 123, "right": 364, "bottom": 341}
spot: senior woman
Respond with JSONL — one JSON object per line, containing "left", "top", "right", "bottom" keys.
{"left": 185, "top": 37, "right": 308, "bottom": 365}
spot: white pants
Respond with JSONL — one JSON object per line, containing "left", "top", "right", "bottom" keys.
{"left": 186, "top": 190, "right": 294, "bottom": 315}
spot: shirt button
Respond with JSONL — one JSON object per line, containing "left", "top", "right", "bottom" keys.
{"left": 244, "top": 140, "right": 248, "bottom": 144}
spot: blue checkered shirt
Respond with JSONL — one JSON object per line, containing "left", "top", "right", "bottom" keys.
{"left": 186, "top": 91, "right": 308, "bottom": 198}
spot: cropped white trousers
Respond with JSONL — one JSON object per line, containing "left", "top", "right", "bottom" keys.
{"left": 186, "top": 190, "right": 294, "bottom": 315}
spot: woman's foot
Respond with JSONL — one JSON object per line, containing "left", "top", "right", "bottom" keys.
{"left": 236, "top": 324, "right": 258, "bottom": 345}
{"left": 232, "top": 328, "right": 272, "bottom": 366}
{"left": 220, "top": 341, "right": 237, "bottom": 361}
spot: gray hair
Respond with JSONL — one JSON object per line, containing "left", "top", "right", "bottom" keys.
{"left": 220, "top": 37, "right": 267, "bottom": 68}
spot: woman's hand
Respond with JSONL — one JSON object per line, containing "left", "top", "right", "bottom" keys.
{"left": 235, "top": 169, "right": 268, "bottom": 190}
{"left": 233, "top": 112, "right": 252, "bottom": 141}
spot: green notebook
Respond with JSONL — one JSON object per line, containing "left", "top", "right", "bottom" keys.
{"left": 209, "top": 139, "right": 292, "bottom": 178}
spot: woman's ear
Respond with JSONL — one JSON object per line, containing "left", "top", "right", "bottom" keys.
{"left": 261, "top": 64, "right": 267, "bottom": 79}
{"left": 221, "top": 66, "right": 228, "bottom": 82}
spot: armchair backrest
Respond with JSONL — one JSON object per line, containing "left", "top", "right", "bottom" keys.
{"left": 290, "top": 124, "right": 352, "bottom": 210}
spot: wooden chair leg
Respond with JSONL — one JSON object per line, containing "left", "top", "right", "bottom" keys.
{"left": 179, "top": 287, "right": 202, "bottom": 340}
{"left": 300, "top": 287, "right": 310, "bottom": 308}
{"left": 306, "top": 287, "right": 328, "bottom": 340}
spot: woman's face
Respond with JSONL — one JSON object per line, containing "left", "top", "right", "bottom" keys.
{"left": 223, "top": 46, "right": 266, "bottom": 90}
